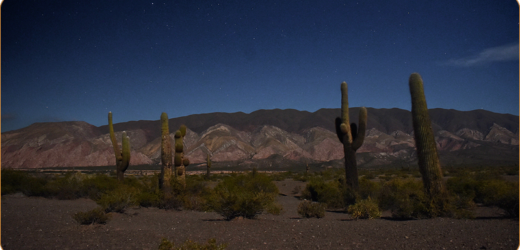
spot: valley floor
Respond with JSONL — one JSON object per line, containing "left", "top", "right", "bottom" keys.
{"left": 2, "top": 180, "right": 518, "bottom": 250}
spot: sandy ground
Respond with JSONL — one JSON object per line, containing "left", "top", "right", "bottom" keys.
{"left": 2, "top": 180, "right": 518, "bottom": 250}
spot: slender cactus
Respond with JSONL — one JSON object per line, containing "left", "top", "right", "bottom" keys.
{"left": 108, "top": 112, "right": 131, "bottom": 181}
{"left": 160, "top": 112, "right": 173, "bottom": 192}
{"left": 409, "top": 73, "right": 447, "bottom": 213}
{"left": 174, "top": 125, "right": 190, "bottom": 188}
{"left": 206, "top": 154, "right": 212, "bottom": 179}
{"left": 334, "top": 82, "right": 367, "bottom": 190}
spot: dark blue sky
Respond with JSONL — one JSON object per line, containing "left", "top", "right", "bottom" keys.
{"left": 2, "top": 0, "right": 519, "bottom": 132}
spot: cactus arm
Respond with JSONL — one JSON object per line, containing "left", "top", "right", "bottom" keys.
{"left": 179, "top": 125, "right": 187, "bottom": 137}
{"left": 352, "top": 107, "right": 367, "bottom": 150}
{"left": 340, "top": 82, "right": 350, "bottom": 126}
{"left": 120, "top": 131, "right": 131, "bottom": 173}
{"left": 339, "top": 82, "right": 353, "bottom": 142}
{"left": 334, "top": 117, "right": 344, "bottom": 143}
{"left": 108, "top": 112, "right": 122, "bottom": 162}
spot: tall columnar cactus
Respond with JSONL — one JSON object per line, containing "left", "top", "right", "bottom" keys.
{"left": 334, "top": 82, "right": 367, "bottom": 191}
{"left": 174, "top": 125, "right": 190, "bottom": 188}
{"left": 206, "top": 154, "right": 212, "bottom": 179}
{"left": 409, "top": 73, "right": 446, "bottom": 206}
{"left": 160, "top": 112, "right": 173, "bottom": 192}
{"left": 108, "top": 112, "right": 131, "bottom": 181}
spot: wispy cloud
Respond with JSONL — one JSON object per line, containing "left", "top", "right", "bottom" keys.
{"left": 445, "top": 43, "right": 519, "bottom": 67}
{"left": 2, "top": 113, "right": 17, "bottom": 121}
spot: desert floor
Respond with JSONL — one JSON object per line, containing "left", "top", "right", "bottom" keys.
{"left": 2, "top": 179, "right": 518, "bottom": 250}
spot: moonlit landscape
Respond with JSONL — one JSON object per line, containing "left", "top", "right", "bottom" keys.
{"left": 1, "top": 1, "right": 519, "bottom": 250}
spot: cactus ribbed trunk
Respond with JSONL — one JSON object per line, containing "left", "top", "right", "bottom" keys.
{"left": 174, "top": 125, "right": 190, "bottom": 188}
{"left": 409, "top": 73, "right": 445, "bottom": 201}
{"left": 334, "top": 82, "right": 367, "bottom": 191}
{"left": 108, "top": 112, "right": 131, "bottom": 182}
{"left": 160, "top": 113, "right": 173, "bottom": 193}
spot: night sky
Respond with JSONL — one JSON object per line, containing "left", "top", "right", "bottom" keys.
{"left": 2, "top": 0, "right": 519, "bottom": 132}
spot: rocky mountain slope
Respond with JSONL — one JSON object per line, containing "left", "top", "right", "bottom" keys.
{"left": 2, "top": 108, "right": 518, "bottom": 169}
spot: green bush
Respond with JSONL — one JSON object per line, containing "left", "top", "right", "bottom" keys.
{"left": 2, "top": 169, "right": 33, "bottom": 195}
{"left": 347, "top": 197, "right": 381, "bottom": 219}
{"left": 358, "top": 177, "right": 382, "bottom": 200}
{"left": 72, "top": 207, "right": 110, "bottom": 225}
{"left": 477, "top": 179, "right": 519, "bottom": 217}
{"left": 45, "top": 172, "right": 87, "bottom": 200}
{"left": 300, "top": 178, "right": 345, "bottom": 209}
{"left": 158, "top": 238, "right": 228, "bottom": 250}
{"left": 297, "top": 200, "right": 326, "bottom": 218}
{"left": 379, "top": 178, "right": 428, "bottom": 219}
{"left": 209, "top": 173, "right": 280, "bottom": 220}
{"left": 1, "top": 169, "right": 50, "bottom": 197}
{"left": 82, "top": 174, "right": 119, "bottom": 200}
{"left": 447, "top": 173, "right": 478, "bottom": 199}
{"left": 448, "top": 172, "right": 518, "bottom": 218}
{"left": 96, "top": 185, "right": 139, "bottom": 213}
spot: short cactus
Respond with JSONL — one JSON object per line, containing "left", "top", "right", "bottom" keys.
{"left": 334, "top": 82, "right": 367, "bottom": 191}
{"left": 108, "top": 112, "right": 131, "bottom": 181}
{"left": 174, "top": 125, "right": 190, "bottom": 188}
{"left": 408, "top": 73, "right": 446, "bottom": 206}
{"left": 206, "top": 154, "right": 212, "bottom": 179}
{"left": 160, "top": 112, "right": 173, "bottom": 192}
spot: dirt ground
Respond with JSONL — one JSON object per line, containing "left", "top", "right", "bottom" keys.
{"left": 2, "top": 179, "right": 519, "bottom": 250}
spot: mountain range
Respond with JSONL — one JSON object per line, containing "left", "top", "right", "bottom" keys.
{"left": 2, "top": 108, "right": 518, "bottom": 170}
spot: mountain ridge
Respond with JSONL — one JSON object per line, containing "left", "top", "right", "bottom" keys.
{"left": 2, "top": 108, "right": 518, "bottom": 169}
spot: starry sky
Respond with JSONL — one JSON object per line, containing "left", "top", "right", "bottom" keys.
{"left": 2, "top": 0, "right": 519, "bottom": 132}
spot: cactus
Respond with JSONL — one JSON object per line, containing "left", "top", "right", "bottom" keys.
{"left": 409, "top": 73, "right": 447, "bottom": 208}
{"left": 334, "top": 82, "right": 367, "bottom": 191}
{"left": 206, "top": 154, "right": 212, "bottom": 179}
{"left": 108, "top": 112, "right": 131, "bottom": 181}
{"left": 174, "top": 125, "right": 190, "bottom": 188}
{"left": 160, "top": 112, "right": 173, "bottom": 192}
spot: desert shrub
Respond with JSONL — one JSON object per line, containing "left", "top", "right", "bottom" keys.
{"left": 2, "top": 169, "right": 31, "bottom": 195}
{"left": 449, "top": 194, "right": 477, "bottom": 219}
{"left": 82, "top": 174, "right": 119, "bottom": 200}
{"left": 297, "top": 200, "right": 326, "bottom": 218}
{"left": 347, "top": 197, "right": 381, "bottom": 219}
{"left": 362, "top": 171, "right": 377, "bottom": 180}
{"left": 476, "top": 179, "right": 519, "bottom": 217}
{"left": 209, "top": 173, "right": 280, "bottom": 220}
{"left": 379, "top": 178, "right": 429, "bottom": 219}
{"left": 169, "top": 175, "right": 213, "bottom": 211}
{"left": 181, "top": 182, "right": 212, "bottom": 211}
{"left": 301, "top": 178, "right": 345, "bottom": 209}
{"left": 96, "top": 185, "right": 139, "bottom": 213}
{"left": 45, "top": 172, "right": 90, "bottom": 199}
{"left": 1, "top": 169, "right": 49, "bottom": 196}
{"left": 378, "top": 175, "right": 393, "bottom": 181}
{"left": 157, "top": 194, "right": 184, "bottom": 211}
{"left": 292, "top": 172, "right": 310, "bottom": 182}
{"left": 503, "top": 166, "right": 519, "bottom": 176}
{"left": 136, "top": 191, "right": 162, "bottom": 208}
{"left": 448, "top": 172, "right": 517, "bottom": 217}
{"left": 270, "top": 171, "right": 293, "bottom": 181}
{"left": 358, "top": 177, "right": 382, "bottom": 200}
{"left": 72, "top": 207, "right": 110, "bottom": 225}
{"left": 158, "top": 238, "right": 228, "bottom": 250}
{"left": 447, "top": 173, "right": 479, "bottom": 199}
